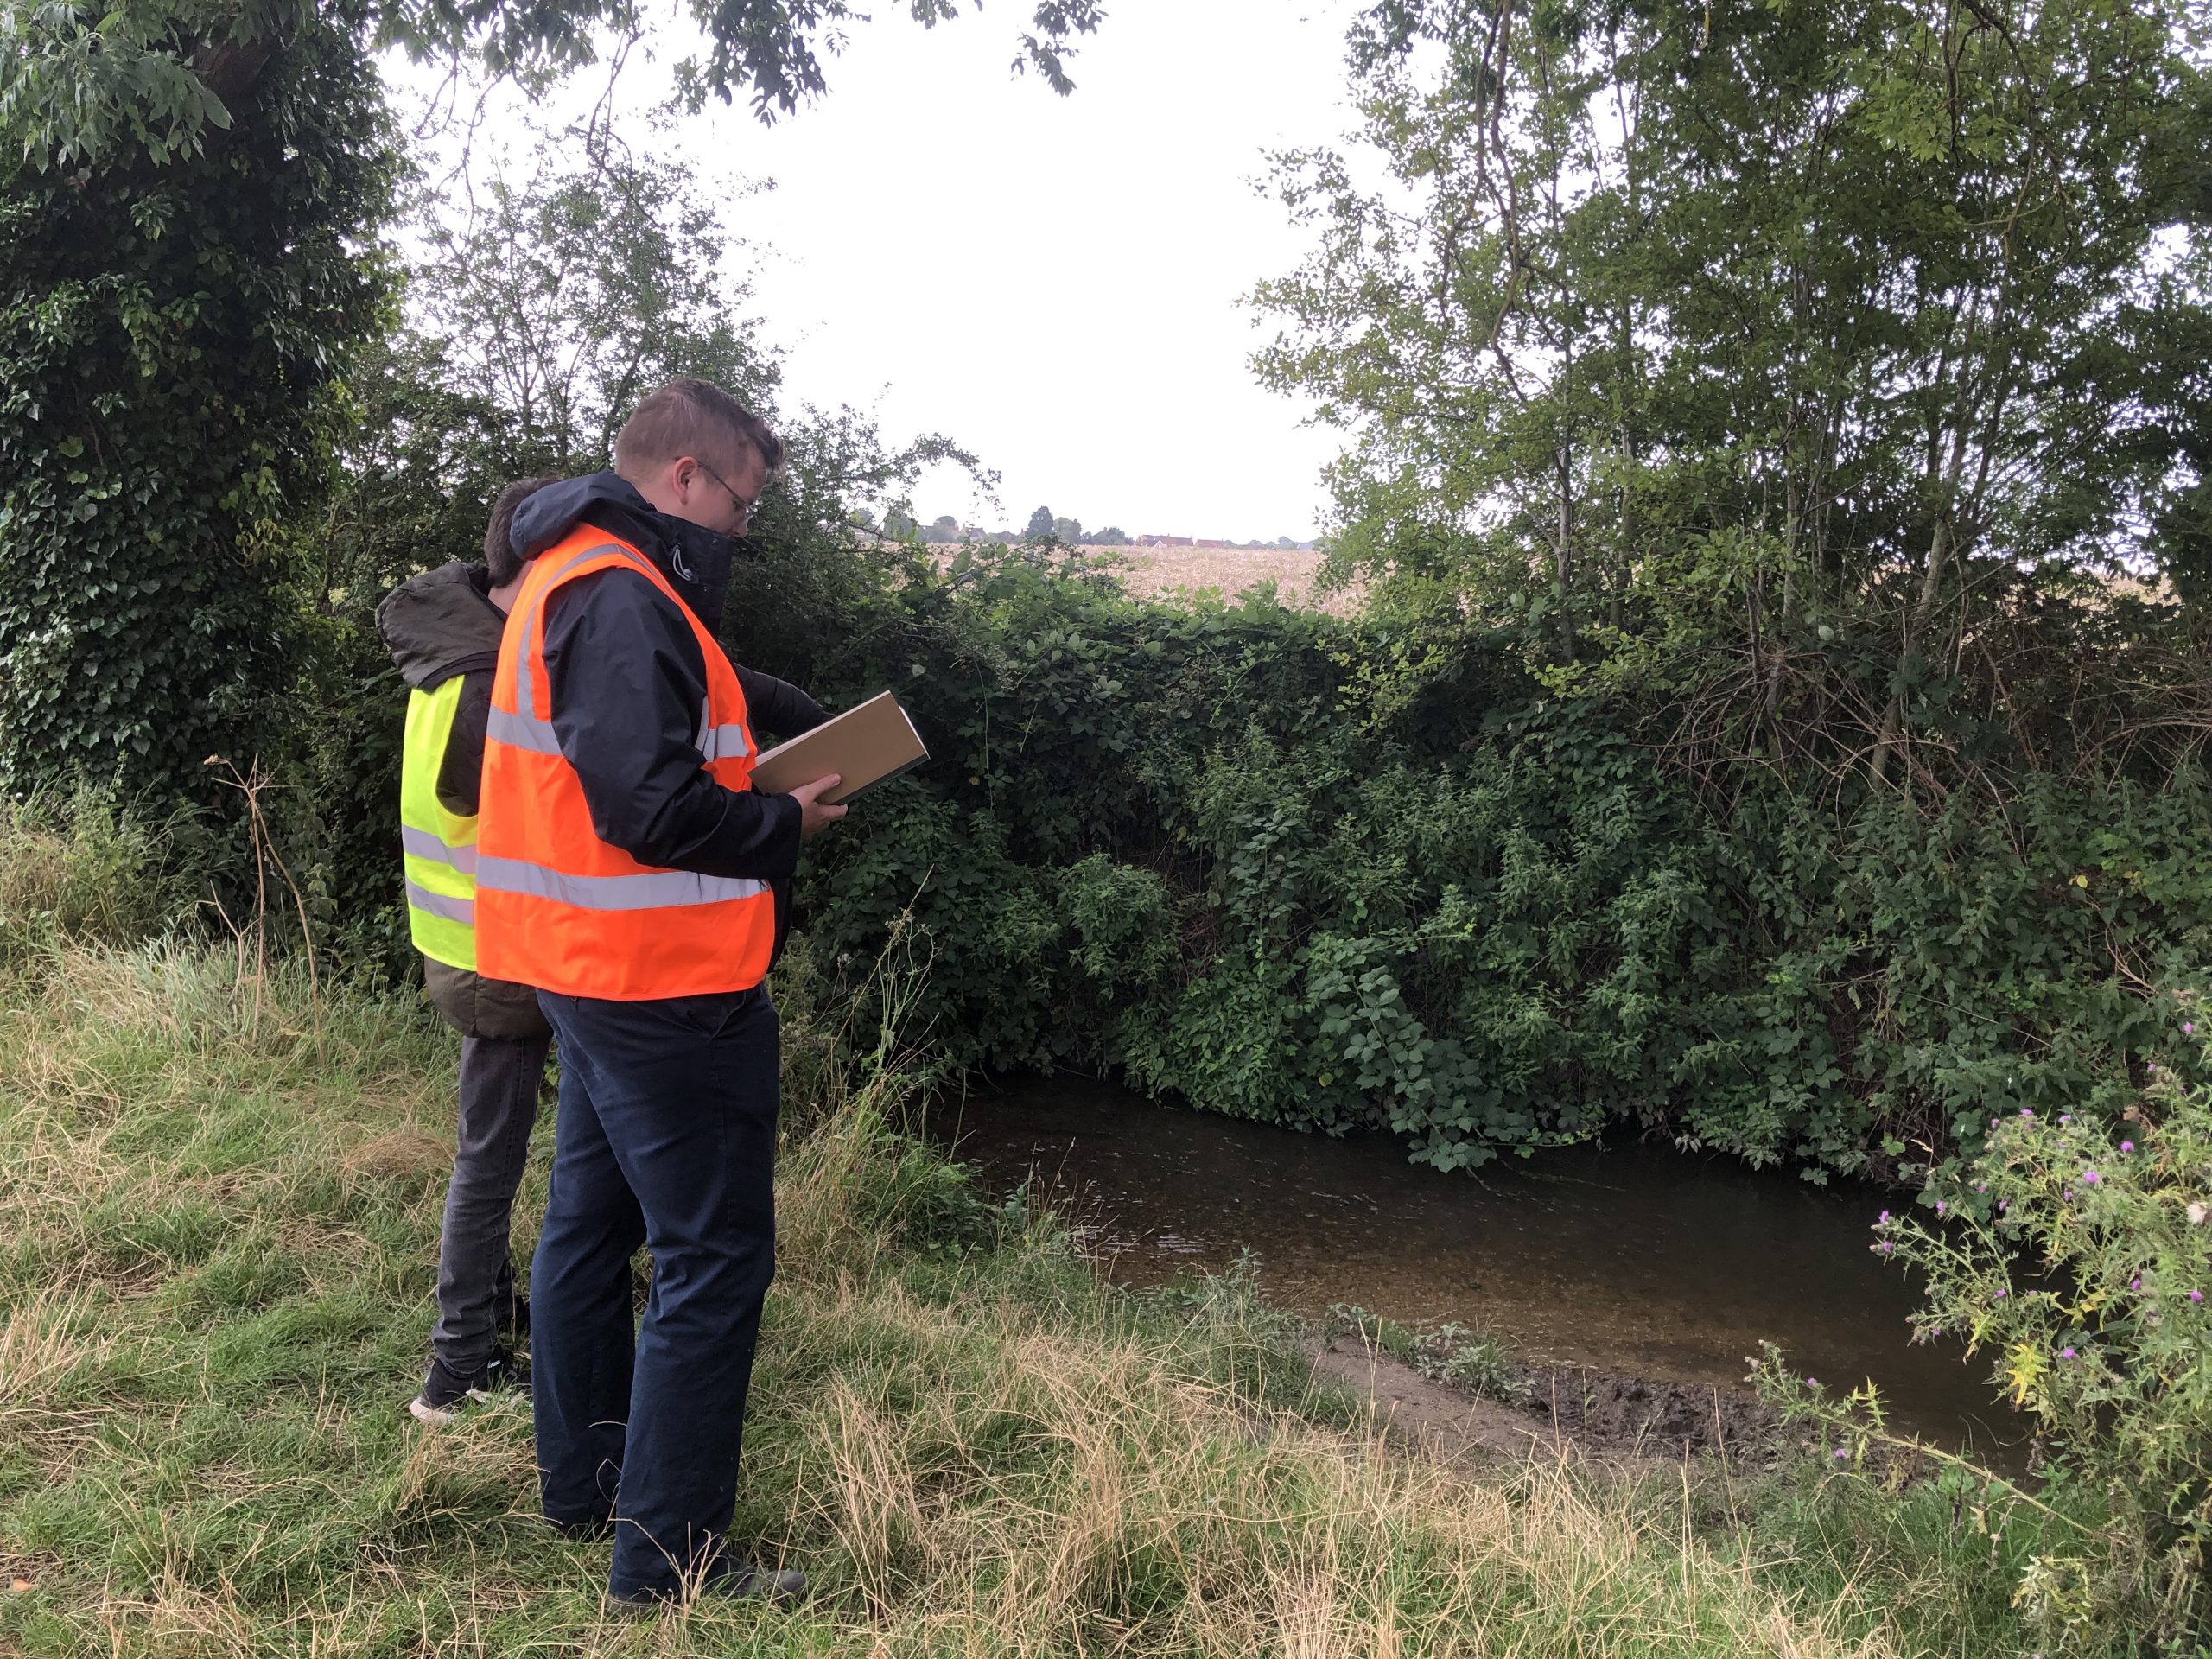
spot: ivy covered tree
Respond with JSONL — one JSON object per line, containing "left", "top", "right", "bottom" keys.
{"left": 0, "top": 10, "right": 394, "bottom": 793}
{"left": 0, "top": 0, "right": 1102, "bottom": 798}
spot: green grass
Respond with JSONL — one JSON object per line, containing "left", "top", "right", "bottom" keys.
{"left": 0, "top": 935, "right": 2079, "bottom": 1656}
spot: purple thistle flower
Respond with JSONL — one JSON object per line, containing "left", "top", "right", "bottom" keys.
{"left": 1994, "top": 1288, "right": 2008, "bottom": 1299}
{"left": 2133, "top": 1277, "right": 2142, "bottom": 1291}
{"left": 1805, "top": 1377, "right": 1818, "bottom": 1387}
{"left": 2193, "top": 1290, "right": 2204, "bottom": 1304}
{"left": 2059, "top": 1114, "right": 2073, "bottom": 1124}
{"left": 2187, "top": 1022, "right": 2196, "bottom": 1035}
{"left": 2084, "top": 1171, "right": 2101, "bottom": 1185}
{"left": 1878, "top": 1210, "right": 1891, "bottom": 1224}
{"left": 1936, "top": 1200, "right": 1947, "bottom": 1214}
{"left": 1999, "top": 1198, "right": 2010, "bottom": 1211}
{"left": 2062, "top": 1346, "right": 2076, "bottom": 1359}
{"left": 2021, "top": 1109, "right": 2034, "bottom": 1119}
{"left": 2121, "top": 1141, "right": 2135, "bottom": 1154}
{"left": 1833, "top": 1447, "right": 1848, "bottom": 1459}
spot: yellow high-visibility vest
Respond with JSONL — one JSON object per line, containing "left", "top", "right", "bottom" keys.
{"left": 399, "top": 676, "right": 480, "bottom": 970}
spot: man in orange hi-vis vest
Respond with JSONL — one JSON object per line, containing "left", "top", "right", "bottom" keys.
{"left": 474, "top": 379, "right": 846, "bottom": 1611}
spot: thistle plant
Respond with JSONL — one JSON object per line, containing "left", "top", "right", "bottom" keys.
{"left": 1758, "top": 1006, "right": 2212, "bottom": 1642}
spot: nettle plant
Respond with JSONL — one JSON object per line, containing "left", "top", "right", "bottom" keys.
{"left": 1764, "top": 1005, "right": 2212, "bottom": 1641}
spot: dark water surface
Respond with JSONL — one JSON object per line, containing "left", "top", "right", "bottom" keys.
{"left": 927, "top": 1075, "right": 2020, "bottom": 1455}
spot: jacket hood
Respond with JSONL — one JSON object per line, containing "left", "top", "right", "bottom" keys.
{"left": 509, "top": 470, "right": 741, "bottom": 632}
{"left": 375, "top": 561, "right": 505, "bottom": 691}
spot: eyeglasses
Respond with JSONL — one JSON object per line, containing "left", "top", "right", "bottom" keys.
{"left": 694, "top": 459, "right": 765, "bottom": 529}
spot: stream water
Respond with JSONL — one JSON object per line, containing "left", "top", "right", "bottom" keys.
{"left": 927, "top": 1074, "right": 2021, "bottom": 1456}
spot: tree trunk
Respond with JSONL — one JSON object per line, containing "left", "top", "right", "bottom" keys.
{"left": 1554, "top": 446, "right": 1575, "bottom": 664}
{"left": 1916, "top": 512, "right": 1949, "bottom": 625}
{"left": 1782, "top": 474, "right": 1799, "bottom": 621}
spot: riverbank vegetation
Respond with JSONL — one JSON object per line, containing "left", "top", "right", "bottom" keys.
{"left": 0, "top": 819, "right": 2118, "bottom": 1656}
{"left": 6, "top": 0, "right": 2212, "bottom": 1647}
{"left": 1765, "top": 1045, "right": 2212, "bottom": 1641}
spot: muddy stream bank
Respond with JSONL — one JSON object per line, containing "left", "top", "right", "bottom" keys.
{"left": 924, "top": 1075, "right": 2021, "bottom": 1460}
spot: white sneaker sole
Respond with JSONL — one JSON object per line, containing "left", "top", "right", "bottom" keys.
{"left": 409, "top": 1385, "right": 505, "bottom": 1427}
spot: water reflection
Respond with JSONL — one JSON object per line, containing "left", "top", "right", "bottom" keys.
{"left": 925, "top": 1074, "right": 2023, "bottom": 1456}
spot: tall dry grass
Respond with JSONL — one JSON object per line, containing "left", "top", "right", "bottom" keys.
{"left": 0, "top": 789, "right": 188, "bottom": 958}
{"left": 0, "top": 927, "right": 2007, "bottom": 1656}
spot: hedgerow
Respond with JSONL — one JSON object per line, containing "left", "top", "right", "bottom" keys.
{"left": 715, "top": 542, "right": 2212, "bottom": 1183}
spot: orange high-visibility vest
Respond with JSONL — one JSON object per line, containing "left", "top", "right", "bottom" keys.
{"left": 474, "top": 524, "right": 776, "bottom": 999}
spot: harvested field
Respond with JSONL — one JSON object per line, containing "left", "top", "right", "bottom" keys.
{"left": 915, "top": 541, "right": 1359, "bottom": 614}
{"left": 1088, "top": 543, "right": 1360, "bottom": 614}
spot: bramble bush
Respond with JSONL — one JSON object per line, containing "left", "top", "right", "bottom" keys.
{"left": 710, "top": 537, "right": 2212, "bottom": 1183}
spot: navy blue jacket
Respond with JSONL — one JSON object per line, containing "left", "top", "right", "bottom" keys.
{"left": 506, "top": 474, "right": 825, "bottom": 889}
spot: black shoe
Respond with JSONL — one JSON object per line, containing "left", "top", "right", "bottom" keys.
{"left": 609, "top": 1562, "right": 807, "bottom": 1613}
{"left": 407, "top": 1348, "right": 530, "bottom": 1426}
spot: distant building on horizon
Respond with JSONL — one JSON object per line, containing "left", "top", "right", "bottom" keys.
{"left": 1129, "top": 533, "right": 1320, "bottom": 550}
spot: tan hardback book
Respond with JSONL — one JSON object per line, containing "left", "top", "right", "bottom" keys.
{"left": 750, "top": 690, "right": 928, "bottom": 806}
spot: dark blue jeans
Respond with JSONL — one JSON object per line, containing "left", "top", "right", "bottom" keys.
{"left": 530, "top": 987, "right": 780, "bottom": 1599}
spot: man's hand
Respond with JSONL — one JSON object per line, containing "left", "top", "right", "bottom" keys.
{"left": 789, "top": 774, "right": 848, "bottom": 840}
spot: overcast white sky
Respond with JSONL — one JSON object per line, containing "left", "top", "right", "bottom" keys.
{"left": 395, "top": 0, "right": 1363, "bottom": 541}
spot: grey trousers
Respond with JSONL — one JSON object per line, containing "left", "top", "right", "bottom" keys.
{"left": 429, "top": 1027, "right": 554, "bottom": 1370}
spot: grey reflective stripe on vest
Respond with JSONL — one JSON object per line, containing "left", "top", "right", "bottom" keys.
{"left": 510, "top": 543, "right": 635, "bottom": 719}
{"left": 692, "top": 692, "right": 751, "bottom": 764}
{"left": 405, "top": 881, "right": 477, "bottom": 924}
{"left": 486, "top": 705, "right": 563, "bottom": 755}
{"left": 476, "top": 855, "right": 768, "bottom": 912}
{"left": 401, "top": 823, "right": 479, "bottom": 875}
{"left": 699, "top": 723, "right": 750, "bottom": 761}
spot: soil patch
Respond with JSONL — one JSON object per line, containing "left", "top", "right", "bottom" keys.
{"left": 1306, "top": 1337, "right": 1784, "bottom": 1468}
{"left": 1304, "top": 1337, "right": 1567, "bottom": 1466}
{"left": 1509, "top": 1361, "right": 1780, "bottom": 1459}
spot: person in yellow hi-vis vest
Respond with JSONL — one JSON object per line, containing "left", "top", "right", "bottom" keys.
{"left": 377, "top": 476, "right": 561, "bottom": 1424}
